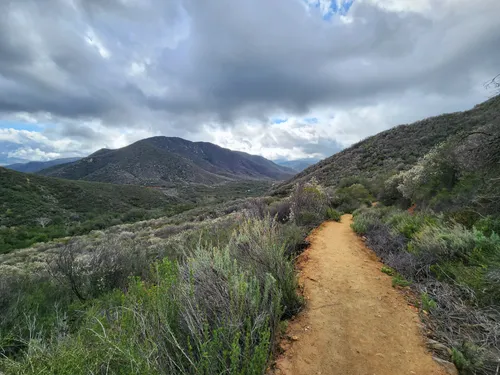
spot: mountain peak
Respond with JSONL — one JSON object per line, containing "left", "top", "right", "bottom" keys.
{"left": 38, "top": 137, "right": 295, "bottom": 186}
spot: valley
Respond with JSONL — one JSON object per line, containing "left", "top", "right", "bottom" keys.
{"left": 1, "top": 97, "right": 499, "bottom": 375}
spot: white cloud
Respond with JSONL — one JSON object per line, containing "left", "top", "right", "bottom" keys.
{"left": 360, "top": 0, "right": 432, "bottom": 14}
{"left": 8, "top": 147, "right": 60, "bottom": 161}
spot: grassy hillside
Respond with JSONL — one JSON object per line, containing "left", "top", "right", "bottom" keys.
{"left": 275, "top": 95, "right": 500, "bottom": 195}
{"left": 0, "top": 167, "right": 271, "bottom": 253}
{"left": 39, "top": 136, "right": 294, "bottom": 186}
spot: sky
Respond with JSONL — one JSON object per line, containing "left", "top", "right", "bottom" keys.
{"left": 0, "top": 0, "right": 499, "bottom": 165}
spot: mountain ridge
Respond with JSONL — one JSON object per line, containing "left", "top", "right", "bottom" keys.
{"left": 39, "top": 136, "right": 295, "bottom": 186}
{"left": 5, "top": 157, "right": 81, "bottom": 173}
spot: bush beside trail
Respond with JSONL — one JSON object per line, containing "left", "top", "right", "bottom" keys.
{"left": 352, "top": 206, "right": 500, "bottom": 374}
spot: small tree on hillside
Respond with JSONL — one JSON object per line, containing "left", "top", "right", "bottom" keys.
{"left": 36, "top": 217, "right": 51, "bottom": 228}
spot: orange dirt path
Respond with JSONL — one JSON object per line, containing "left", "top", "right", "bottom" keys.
{"left": 273, "top": 214, "right": 446, "bottom": 375}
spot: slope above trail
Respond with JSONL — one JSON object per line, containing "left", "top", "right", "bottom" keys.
{"left": 273, "top": 214, "right": 448, "bottom": 375}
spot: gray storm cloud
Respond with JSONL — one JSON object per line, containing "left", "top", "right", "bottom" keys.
{"left": 0, "top": 0, "right": 498, "bottom": 162}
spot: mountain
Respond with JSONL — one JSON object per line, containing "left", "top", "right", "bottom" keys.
{"left": 6, "top": 157, "right": 81, "bottom": 173}
{"left": 274, "top": 95, "right": 500, "bottom": 195}
{"left": 39, "top": 137, "right": 295, "bottom": 186}
{"left": 274, "top": 158, "right": 321, "bottom": 172}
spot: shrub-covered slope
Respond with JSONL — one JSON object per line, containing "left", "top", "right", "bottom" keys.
{"left": 0, "top": 167, "right": 272, "bottom": 253}
{"left": 275, "top": 95, "right": 500, "bottom": 194}
{"left": 39, "top": 136, "right": 294, "bottom": 186}
{"left": 0, "top": 167, "right": 182, "bottom": 252}
{"left": 0, "top": 167, "right": 179, "bottom": 227}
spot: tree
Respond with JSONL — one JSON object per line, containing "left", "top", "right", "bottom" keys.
{"left": 36, "top": 217, "right": 51, "bottom": 228}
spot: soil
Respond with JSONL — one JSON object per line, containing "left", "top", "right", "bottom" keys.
{"left": 272, "top": 214, "right": 447, "bottom": 375}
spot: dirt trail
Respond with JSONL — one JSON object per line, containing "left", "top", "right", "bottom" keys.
{"left": 273, "top": 214, "right": 446, "bottom": 375}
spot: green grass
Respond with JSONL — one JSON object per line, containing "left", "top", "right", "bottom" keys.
{"left": 392, "top": 274, "right": 411, "bottom": 287}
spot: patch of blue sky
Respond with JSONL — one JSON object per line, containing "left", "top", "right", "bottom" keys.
{"left": 305, "top": 0, "right": 355, "bottom": 20}
{"left": 271, "top": 117, "right": 288, "bottom": 124}
{"left": 0, "top": 121, "right": 44, "bottom": 131}
{"left": 303, "top": 117, "right": 319, "bottom": 124}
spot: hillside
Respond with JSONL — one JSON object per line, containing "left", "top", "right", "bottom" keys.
{"left": 0, "top": 167, "right": 272, "bottom": 253}
{"left": 0, "top": 167, "right": 178, "bottom": 252}
{"left": 275, "top": 95, "right": 500, "bottom": 194}
{"left": 39, "top": 137, "right": 294, "bottom": 186}
{"left": 5, "top": 157, "right": 81, "bottom": 173}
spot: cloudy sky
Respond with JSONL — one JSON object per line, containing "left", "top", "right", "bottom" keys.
{"left": 0, "top": 0, "right": 499, "bottom": 165}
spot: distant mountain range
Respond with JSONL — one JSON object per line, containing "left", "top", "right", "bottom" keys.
{"left": 5, "top": 157, "right": 81, "bottom": 173}
{"left": 274, "top": 158, "right": 321, "bottom": 172}
{"left": 38, "top": 137, "right": 295, "bottom": 186}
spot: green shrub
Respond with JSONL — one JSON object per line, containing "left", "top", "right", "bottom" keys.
{"left": 386, "top": 211, "right": 434, "bottom": 239}
{"left": 475, "top": 216, "right": 500, "bottom": 236}
{"left": 325, "top": 208, "right": 342, "bottom": 222}
{"left": 48, "top": 237, "right": 149, "bottom": 301}
{"left": 451, "top": 343, "right": 485, "bottom": 375}
{"left": 230, "top": 217, "right": 303, "bottom": 318}
{"left": 351, "top": 209, "right": 381, "bottom": 235}
{"left": 392, "top": 274, "right": 411, "bottom": 287}
{"left": 444, "top": 209, "right": 481, "bottom": 229}
{"left": 0, "top": 271, "right": 75, "bottom": 358}
{"left": 279, "top": 222, "right": 308, "bottom": 257}
{"left": 381, "top": 266, "right": 395, "bottom": 276}
{"left": 289, "top": 180, "right": 329, "bottom": 228}
{"left": 1, "top": 216, "right": 303, "bottom": 374}
{"left": 331, "top": 184, "right": 373, "bottom": 213}
{"left": 408, "top": 224, "right": 476, "bottom": 262}
{"left": 420, "top": 292, "right": 437, "bottom": 312}
{"left": 432, "top": 230, "right": 500, "bottom": 305}
{"left": 351, "top": 219, "right": 368, "bottom": 235}
{"left": 268, "top": 200, "right": 292, "bottom": 223}
{"left": 379, "top": 174, "right": 411, "bottom": 208}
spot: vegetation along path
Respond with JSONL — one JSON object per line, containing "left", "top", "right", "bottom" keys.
{"left": 273, "top": 214, "right": 448, "bottom": 375}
